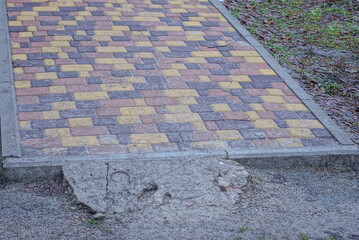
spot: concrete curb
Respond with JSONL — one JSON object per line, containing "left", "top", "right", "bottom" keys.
{"left": 0, "top": 0, "right": 21, "bottom": 157}
{"left": 210, "top": 0, "right": 355, "bottom": 146}
{"left": 3, "top": 146, "right": 359, "bottom": 181}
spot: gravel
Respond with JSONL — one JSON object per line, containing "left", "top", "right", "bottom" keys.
{"left": 0, "top": 166, "right": 358, "bottom": 240}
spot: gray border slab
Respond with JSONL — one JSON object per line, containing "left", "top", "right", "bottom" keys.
{"left": 4, "top": 145, "right": 358, "bottom": 168}
{"left": 209, "top": 0, "right": 354, "bottom": 146}
{"left": 0, "top": 0, "right": 21, "bottom": 157}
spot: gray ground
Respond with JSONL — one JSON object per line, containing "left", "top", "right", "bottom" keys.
{"left": 1, "top": 165, "right": 358, "bottom": 240}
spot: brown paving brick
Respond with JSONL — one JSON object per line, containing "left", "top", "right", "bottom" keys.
{"left": 71, "top": 126, "right": 108, "bottom": 136}
{"left": 264, "top": 128, "right": 290, "bottom": 139}
{"left": 191, "top": 131, "right": 216, "bottom": 141}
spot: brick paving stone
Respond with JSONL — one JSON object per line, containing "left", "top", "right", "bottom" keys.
{"left": 6, "top": 0, "right": 338, "bottom": 157}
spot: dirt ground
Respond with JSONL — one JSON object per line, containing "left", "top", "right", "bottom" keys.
{"left": 1, "top": 165, "right": 358, "bottom": 240}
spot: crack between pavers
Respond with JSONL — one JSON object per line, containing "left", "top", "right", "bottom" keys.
{"left": 104, "top": 162, "right": 114, "bottom": 213}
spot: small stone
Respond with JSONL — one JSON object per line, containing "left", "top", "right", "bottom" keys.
{"left": 217, "top": 177, "right": 231, "bottom": 188}
{"left": 93, "top": 213, "right": 106, "bottom": 220}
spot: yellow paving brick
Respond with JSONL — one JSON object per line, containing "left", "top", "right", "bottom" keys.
{"left": 156, "top": 26, "right": 183, "bottom": 31}
{"left": 44, "top": 59, "right": 55, "bottom": 65}
{"left": 15, "top": 81, "right": 30, "bottom": 88}
{"left": 68, "top": 118, "right": 93, "bottom": 127}
{"left": 42, "top": 111, "right": 60, "bottom": 120}
{"left": 285, "top": 104, "right": 308, "bottom": 111}
{"left": 27, "top": 26, "right": 37, "bottom": 32}
{"left": 229, "top": 51, "right": 260, "bottom": 57}
{"left": 192, "top": 51, "right": 222, "bottom": 57}
{"left": 165, "top": 41, "right": 186, "bottom": 46}
{"left": 215, "top": 130, "right": 243, "bottom": 140}
{"left": 9, "top": 21, "right": 22, "bottom": 26}
{"left": 218, "top": 82, "right": 242, "bottom": 89}
{"left": 61, "top": 136, "right": 98, "bottom": 147}
{"left": 78, "top": 71, "right": 90, "bottom": 78}
{"left": 183, "top": 21, "right": 202, "bottom": 26}
{"left": 35, "top": 72, "right": 57, "bottom": 80}
{"left": 191, "top": 141, "right": 229, "bottom": 149}
{"left": 48, "top": 2, "right": 75, "bottom": 6}
{"left": 276, "top": 138, "right": 303, "bottom": 147}
{"left": 123, "top": 77, "right": 146, "bottom": 83}
{"left": 260, "top": 69, "right": 277, "bottom": 75}
{"left": 170, "top": 64, "right": 186, "bottom": 70}
{"left": 137, "top": 41, "right": 153, "bottom": 47}
{"left": 286, "top": 120, "right": 323, "bottom": 128}
{"left": 130, "top": 133, "right": 168, "bottom": 144}
{"left": 127, "top": 144, "right": 153, "bottom": 153}
{"left": 155, "top": 46, "right": 170, "bottom": 52}
{"left": 58, "top": 20, "right": 77, "bottom": 25}
{"left": 244, "top": 57, "right": 266, "bottom": 63}
{"left": 92, "top": 36, "right": 111, "bottom": 41}
{"left": 100, "top": 84, "right": 133, "bottom": 91}
{"left": 98, "top": 135, "right": 118, "bottom": 145}
{"left": 187, "top": 57, "right": 207, "bottom": 63}
{"left": 246, "top": 111, "right": 260, "bottom": 120}
{"left": 162, "top": 69, "right": 180, "bottom": 76}
{"left": 199, "top": 76, "right": 211, "bottom": 82}
{"left": 170, "top": 8, "right": 186, "bottom": 13}
{"left": 44, "top": 128, "right": 71, "bottom": 138}
{"left": 193, "top": 122, "right": 207, "bottom": 131}
{"left": 260, "top": 96, "right": 285, "bottom": 103}
{"left": 133, "top": 17, "right": 160, "bottom": 22}
{"left": 133, "top": 52, "right": 154, "bottom": 58}
{"left": 178, "top": 97, "right": 197, "bottom": 105}
{"left": 94, "top": 31, "right": 124, "bottom": 36}
{"left": 113, "top": 64, "right": 136, "bottom": 70}
{"left": 49, "top": 86, "right": 67, "bottom": 94}
{"left": 96, "top": 58, "right": 127, "bottom": 64}
{"left": 17, "top": 16, "right": 35, "bottom": 21}
{"left": 211, "top": 104, "right": 231, "bottom": 112}
{"left": 52, "top": 101, "right": 76, "bottom": 110}
{"left": 133, "top": 98, "right": 146, "bottom": 106}
{"left": 229, "top": 75, "right": 251, "bottom": 82}
{"left": 60, "top": 65, "right": 93, "bottom": 71}
{"left": 12, "top": 54, "right": 27, "bottom": 61}
{"left": 186, "top": 35, "right": 204, "bottom": 41}
{"left": 252, "top": 119, "right": 278, "bottom": 129}
{"left": 120, "top": 106, "right": 155, "bottom": 116}
{"left": 19, "top": 121, "right": 31, "bottom": 130}
{"left": 164, "top": 113, "right": 201, "bottom": 123}
{"left": 41, "top": 47, "right": 62, "bottom": 53}
{"left": 164, "top": 89, "right": 198, "bottom": 97}
{"left": 33, "top": 6, "right": 59, "bottom": 11}
{"left": 288, "top": 128, "right": 315, "bottom": 138}
{"left": 116, "top": 116, "right": 141, "bottom": 125}
{"left": 53, "top": 36, "right": 73, "bottom": 41}
{"left": 266, "top": 89, "right": 284, "bottom": 96}
{"left": 96, "top": 46, "right": 126, "bottom": 53}
{"left": 58, "top": 53, "right": 68, "bottom": 59}
{"left": 11, "top": 42, "right": 20, "bottom": 48}
{"left": 13, "top": 68, "right": 23, "bottom": 74}
{"left": 50, "top": 41, "right": 70, "bottom": 47}
{"left": 74, "top": 92, "right": 108, "bottom": 100}
{"left": 188, "top": 17, "right": 207, "bottom": 21}
{"left": 250, "top": 103, "right": 265, "bottom": 111}
{"left": 166, "top": 105, "right": 191, "bottom": 113}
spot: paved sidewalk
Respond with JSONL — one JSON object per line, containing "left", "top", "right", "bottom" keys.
{"left": 3, "top": 0, "right": 347, "bottom": 158}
